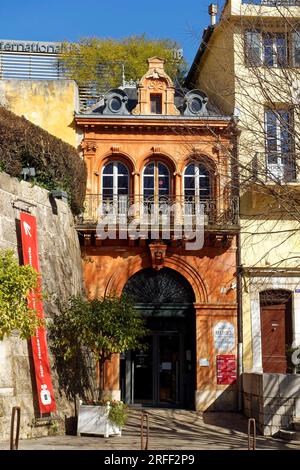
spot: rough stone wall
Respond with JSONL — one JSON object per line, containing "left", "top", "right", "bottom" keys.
{"left": 0, "top": 172, "right": 83, "bottom": 441}
{"left": 243, "top": 372, "right": 300, "bottom": 436}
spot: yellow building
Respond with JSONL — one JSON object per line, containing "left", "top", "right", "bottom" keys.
{"left": 0, "top": 40, "right": 79, "bottom": 147}
{"left": 187, "top": 0, "right": 300, "bottom": 435}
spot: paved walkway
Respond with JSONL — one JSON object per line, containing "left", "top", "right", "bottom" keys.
{"left": 0, "top": 409, "right": 299, "bottom": 450}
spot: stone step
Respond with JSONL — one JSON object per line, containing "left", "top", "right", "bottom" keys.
{"left": 279, "top": 428, "right": 300, "bottom": 442}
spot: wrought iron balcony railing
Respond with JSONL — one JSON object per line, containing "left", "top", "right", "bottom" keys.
{"left": 76, "top": 195, "right": 239, "bottom": 229}
{"left": 251, "top": 153, "right": 297, "bottom": 183}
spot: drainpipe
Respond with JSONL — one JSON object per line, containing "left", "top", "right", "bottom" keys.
{"left": 233, "top": 118, "right": 244, "bottom": 412}
{"left": 237, "top": 232, "right": 244, "bottom": 411}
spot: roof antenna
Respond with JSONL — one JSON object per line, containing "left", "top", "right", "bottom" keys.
{"left": 122, "top": 63, "right": 126, "bottom": 88}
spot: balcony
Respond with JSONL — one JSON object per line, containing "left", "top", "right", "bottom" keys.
{"left": 252, "top": 153, "right": 297, "bottom": 183}
{"left": 76, "top": 195, "right": 239, "bottom": 233}
{"left": 242, "top": 1, "right": 300, "bottom": 5}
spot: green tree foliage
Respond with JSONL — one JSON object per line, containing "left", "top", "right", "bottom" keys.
{"left": 60, "top": 35, "right": 187, "bottom": 92}
{"left": 49, "top": 294, "right": 148, "bottom": 396}
{"left": 0, "top": 107, "right": 87, "bottom": 214}
{"left": 0, "top": 249, "right": 43, "bottom": 340}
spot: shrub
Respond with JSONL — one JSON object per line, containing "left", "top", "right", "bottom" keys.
{"left": 0, "top": 106, "right": 87, "bottom": 214}
{"left": 0, "top": 249, "right": 43, "bottom": 339}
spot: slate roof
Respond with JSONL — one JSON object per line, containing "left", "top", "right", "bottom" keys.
{"left": 80, "top": 85, "right": 228, "bottom": 119}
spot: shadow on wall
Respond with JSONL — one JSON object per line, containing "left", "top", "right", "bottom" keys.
{"left": 205, "top": 384, "right": 238, "bottom": 413}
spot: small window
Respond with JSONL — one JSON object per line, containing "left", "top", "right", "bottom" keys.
{"left": 109, "top": 96, "right": 122, "bottom": 112}
{"left": 150, "top": 94, "right": 162, "bottom": 114}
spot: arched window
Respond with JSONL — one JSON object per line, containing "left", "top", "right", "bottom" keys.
{"left": 102, "top": 161, "right": 129, "bottom": 215}
{"left": 102, "top": 161, "right": 129, "bottom": 198}
{"left": 143, "top": 161, "right": 170, "bottom": 199}
{"left": 184, "top": 163, "right": 211, "bottom": 200}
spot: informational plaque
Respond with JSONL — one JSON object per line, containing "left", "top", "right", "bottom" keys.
{"left": 214, "top": 322, "right": 235, "bottom": 352}
{"left": 216, "top": 355, "right": 237, "bottom": 385}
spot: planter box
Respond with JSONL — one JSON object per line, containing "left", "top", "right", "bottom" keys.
{"left": 77, "top": 404, "right": 122, "bottom": 438}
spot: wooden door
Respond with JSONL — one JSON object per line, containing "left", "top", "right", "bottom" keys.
{"left": 260, "top": 304, "right": 289, "bottom": 373}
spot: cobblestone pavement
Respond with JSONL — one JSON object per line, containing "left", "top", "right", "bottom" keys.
{"left": 0, "top": 409, "right": 299, "bottom": 450}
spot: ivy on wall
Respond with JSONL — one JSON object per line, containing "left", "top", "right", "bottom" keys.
{"left": 0, "top": 107, "right": 87, "bottom": 214}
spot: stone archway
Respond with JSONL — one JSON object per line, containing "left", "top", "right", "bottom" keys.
{"left": 105, "top": 254, "right": 208, "bottom": 304}
{"left": 120, "top": 267, "right": 196, "bottom": 408}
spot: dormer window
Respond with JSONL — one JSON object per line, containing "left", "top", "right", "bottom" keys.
{"left": 150, "top": 94, "right": 162, "bottom": 114}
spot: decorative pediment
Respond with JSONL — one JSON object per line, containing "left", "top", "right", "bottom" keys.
{"left": 132, "top": 57, "right": 180, "bottom": 116}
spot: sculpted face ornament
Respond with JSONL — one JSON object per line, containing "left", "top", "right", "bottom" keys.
{"left": 149, "top": 242, "right": 167, "bottom": 271}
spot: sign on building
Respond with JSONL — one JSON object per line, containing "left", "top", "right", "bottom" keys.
{"left": 214, "top": 321, "right": 235, "bottom": 352}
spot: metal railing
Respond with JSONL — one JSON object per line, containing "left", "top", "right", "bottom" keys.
{"left": 10, "top": 406, "right": 21, "bottom": 451}
{"left": 76, "top": 194, "right": 239, "bottom": 229}
{"left": 248, "top": 418, "right": 256, "bottom": 450}
{"left": 242, "top": 0, "right": 300, "bottom": 5}
{"left": 251, "top": 153, "right": 297, "bottom": 183}
{"left": 141, "top": 411, "right": 149, "bottom": 450}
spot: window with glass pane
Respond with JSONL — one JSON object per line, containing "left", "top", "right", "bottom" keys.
{"left": 245, "top": 31, "right": 262, "bottom": 66}
{"left": 158, "top": 163, "right": 169, "bottom": 196}
{"left": 293, "top": 31, "right": 300, "bottom": 67}
{"left": 245, "top": 30, "right": 288, "bottom": 67}
{"left": 143, "top": 162, "right": 169, "bottom": 199}
{"left": 184, "top": 163, "right": 211, "bottom": 200}
{"left": 143, "top": 162, "right": 155, "bottom": 198}
{"left": 265, "top": 109, "right": 295, "bottom": 181}
{"left": 263, "top": 33, "right": 287, "bottom": 67}
{"left": 102, "top": 161, "right": 129, "bottom": 197}
{"left": 150, "top": 94, "right": 163, "bottom": 114}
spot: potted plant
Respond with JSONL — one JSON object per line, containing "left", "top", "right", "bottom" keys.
{"left": 50, "top": 294, "right": 147, "bottom": 437}
{"left": 77, "top": 399, "right": 128, "bottom": 437}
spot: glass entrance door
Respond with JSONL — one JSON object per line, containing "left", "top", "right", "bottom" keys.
{"left": 132, "top": 337, "right": 153, "bottom": 406}
{"left": 126, "top": 332, "right": 182, "bottom": 407}
{"left": 159, "top": 334, "right": 180, "bottom": 406}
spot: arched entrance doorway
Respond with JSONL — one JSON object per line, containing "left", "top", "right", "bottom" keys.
{"left": 120, "top": 267, "right": 196, "bottom": 408}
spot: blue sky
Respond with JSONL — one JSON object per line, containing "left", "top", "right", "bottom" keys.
{"left": 0, "top": 0, "right": 223, "bottom": 65}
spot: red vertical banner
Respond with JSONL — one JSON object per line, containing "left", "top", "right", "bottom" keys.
{"left": 20, "top": 212, "right": 56, "bottom": 414}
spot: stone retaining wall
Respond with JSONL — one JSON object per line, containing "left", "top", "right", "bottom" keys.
{"left": 0, "top": 172, "right": 83, "bottom": 440}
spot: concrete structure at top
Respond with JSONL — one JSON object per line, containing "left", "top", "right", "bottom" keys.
{"left": 187, "top": 0, "right": 300, "bottom": 434}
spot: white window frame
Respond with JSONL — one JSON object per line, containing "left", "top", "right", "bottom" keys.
{"left": 245, "top": 30, "right": 288, "bottom": 68}
{"left": 265, "top": 109, "right": 294, "bottom": 181}
{"left": 101, "top": 161, "right": 129, "bottom": 216}
{"left": 183, "top": 163, "right": 211, "bottom": 199}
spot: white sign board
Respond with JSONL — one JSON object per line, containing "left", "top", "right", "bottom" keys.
{"left": 214, "top": 322, "right": 235, "bottom": 352}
